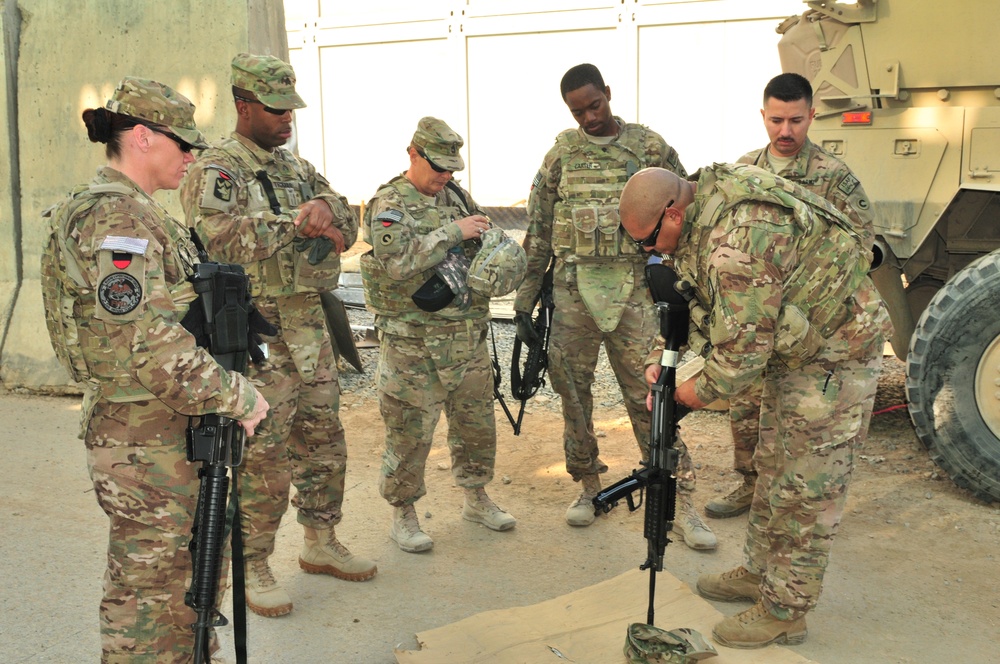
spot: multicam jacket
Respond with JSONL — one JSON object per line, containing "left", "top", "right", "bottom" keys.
{"left": 360, "top": 174, "right": 489, "bottom": 336}
{"left": 673, "top": 163, "right": 890, "bottom": 405}
{"left": 41, "top": 166, "right": 259, "bottom": 437}
{"left": 738, "top": 137, "right": 875, "bottom": 254}
{"left": 180, "top": 131, "right": 357, "bottom": 298}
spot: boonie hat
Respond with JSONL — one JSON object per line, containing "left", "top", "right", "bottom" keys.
{"left": 105, "top": 76, "right": 209, "bottom": 149}
{"left": 231, "top": 53, "right": 306, "bottom": 110}
{"left": 412, "top": 117, "right": 465, "bottom": 172}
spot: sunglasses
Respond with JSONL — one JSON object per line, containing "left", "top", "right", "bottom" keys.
{"left": 147, "top": 126, "right": 195, "bottom": 153}
{"left": 234, "top": 94, "right": 289, "bottom": 116}
{"left": 419, "top": 151, "right": 451, "bottom": 174}
{"left": 633, "top": 199, "right": 674, "bottom": 249}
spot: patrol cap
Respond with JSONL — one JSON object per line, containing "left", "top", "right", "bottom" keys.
{"left": 231, "top": 53, "right": 306, "bottom": 110}
{"left": 105, "top": 76, "right": 209, "bottom": 149}
{"left": 412, "top": 117, "right": 465, "bottom": 172}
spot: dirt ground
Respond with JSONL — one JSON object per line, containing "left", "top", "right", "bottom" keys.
{"left": 3, "top": 355, "right": 999, "bottom": 663}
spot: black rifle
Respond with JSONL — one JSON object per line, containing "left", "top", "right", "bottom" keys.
{"left": 508, "top": 260, "right": 555, "bottom": 435}
{"left": 183, "top": 261, "right": 262, "bottom": 664}
{"left": 592, "top": 262, "right": 691, "bottom": 626}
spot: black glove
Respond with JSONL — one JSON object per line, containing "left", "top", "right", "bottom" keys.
{"left": 247, "top": 305, "right": 278, "bottom": 365}
{"left": 293, "top": 236, "right": 334, "bottom": 265}
{"left": 514, "top": 311, "right": 540, "bottom": 346}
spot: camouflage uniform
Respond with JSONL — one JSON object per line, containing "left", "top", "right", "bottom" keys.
{"left": 514, "top": 119, "right": 696, "bottom": 487}
{"left": 361, "top": 175, "right": 497, "bottom": 504}
{"left": 724, "top": 139, "right": 875, "bottom": 476}
{"left": 675, "top": 163, "right": 891, "bottom": 619}
{"left": 40, "top": 79, "right": 260, "bottom": 663}
{"left": 180, "top": 118, "right": 357, "bottom": 562}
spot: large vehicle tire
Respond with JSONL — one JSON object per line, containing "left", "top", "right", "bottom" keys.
{"left": 906, "top": 251, "right": 1000, "bottom": 502}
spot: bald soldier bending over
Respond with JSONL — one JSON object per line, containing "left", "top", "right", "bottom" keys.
{"left": 618, "top": 165, "right": 890, "bottom": 648}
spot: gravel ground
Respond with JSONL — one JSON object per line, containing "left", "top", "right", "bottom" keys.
{"left": 338, "top": 306, "right": 653, "bottom": 416}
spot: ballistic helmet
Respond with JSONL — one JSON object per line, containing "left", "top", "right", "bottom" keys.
{"left": 467, "top": 228, "right": 527, "bottom": 298}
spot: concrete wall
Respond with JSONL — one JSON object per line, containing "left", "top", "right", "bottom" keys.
{"left": 0, "top": 0, "right": 288, "bottom": 392}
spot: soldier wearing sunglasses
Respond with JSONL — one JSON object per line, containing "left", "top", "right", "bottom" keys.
{"left": 180, "top": 53, "right": 376, "bottom": 619}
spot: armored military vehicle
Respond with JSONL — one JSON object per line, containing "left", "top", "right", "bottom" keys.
{"left": 777, "top": 0, "right": 1000, "bottom": 501}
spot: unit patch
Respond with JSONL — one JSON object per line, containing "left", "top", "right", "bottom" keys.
{"left": 213, "top": 169, "right": 234, "bottom": 202}
{"left": 98, "top": 272, "right": 143, "bottom": 315}
{"left": 837, "top": 173, "right": 860, "bottom": 197}
{"left": 379, "top": 231, "right": 394, "bottom": 246}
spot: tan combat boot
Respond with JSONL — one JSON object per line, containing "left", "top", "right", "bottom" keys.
{"left": 299, "top": 526, "right": 378, "bottom": 581}
{"left": 705, "top": 473, "right": 756, "bottom": 519}
{"left": 390, "top": 504, "right": 434, "bottom": 553}
{"left": 696, "top": 565, "right": 763, "bottom": 602}
{"left": 712, "top": 600, "right": 808, "bottom": 649}
{"left": 245, "top": 557, "right": 292, "bottom": 617}
{"left": 463, "top": 487, "right": 517, "bottom": 531}
{"left": 673, "top": 495, "right": 718, "bottom": 550}
{"left": 565, "top": 474, "right": 602, "bottom": 527}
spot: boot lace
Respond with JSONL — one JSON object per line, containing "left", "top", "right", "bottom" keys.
{"left": 249, "top": 559, "right": 277, "bottom": 586}
{"left": 398, "top": 505, "right": 423, "bottom": 534}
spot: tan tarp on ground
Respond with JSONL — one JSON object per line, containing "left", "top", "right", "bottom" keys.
{"left": 395, "top": 568, "right": 818, "bottom": 664}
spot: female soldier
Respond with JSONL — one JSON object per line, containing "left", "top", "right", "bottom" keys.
{"left": 40, "top": 77, "right": 268, "bottom": 663}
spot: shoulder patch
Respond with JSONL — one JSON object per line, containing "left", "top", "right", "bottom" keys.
{"left": 98, "top": 272, "right": 143, "bottom": 315}
{"left": 100, "top": 236, "right": 149, "bottom": 255}
{"left": 532, "top": 170, "right": 543, "bottom": 190}
{"left": 837, "top": 173, "right": 860, "bottom": 197}
{"left": 376, "top": 209, "right": 404, "bottom": 226}
{"left": 209, "top": 166, "right": 236, "bottom": 202}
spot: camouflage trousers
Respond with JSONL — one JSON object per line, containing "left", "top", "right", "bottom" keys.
{"left": 744, "top": 350, "right": 882, "bottom": 621}
{"left": 86, "top": 400, "right": 225, "bottom": 663}
{"left": 728, "top": 390, "right": 763, "bottom": 476}
{"left": 547, "top": 264, "right": 695, "bottom": 491}
{"left": 376, "top": 324, "right": 497, "bottom": 505}
{"left": 239, "top": 295, "right": 348, "bottom": 560}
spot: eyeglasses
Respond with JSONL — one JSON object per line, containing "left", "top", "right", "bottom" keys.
{"left": 419, "top": 151, "right": 451, "bottom": 174}
{"left": 633, "top": 199, "right": 673, "bottom": 249}
{"left": 234, "top": 94, "right": 289, "bottom": 116}
{"left": 147, "top": 126, "right": 195, "bottom": 153}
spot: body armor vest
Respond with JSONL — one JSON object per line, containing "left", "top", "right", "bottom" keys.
{"left": 360, "top": 177, "right": 488, "bottom": 322}
{"left": 217, "top": 136, "right": 341, "bottom": 297}
{"left": 551, "top": 126, "right": 649, "bottom": 261}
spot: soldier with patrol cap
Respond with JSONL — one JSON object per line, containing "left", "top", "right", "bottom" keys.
{"left": 41, "top": 76, "right": 269, "bottom": 661}
{"left": 360, "top": 117, "right": 525, "bottom": 553}
{"left": 180, "top": 53, "right": 375, "bottom": 618}
{"left": 513, "top": 63, "right": 716, "bottom": 549}
{"left": 619, "top": 164, "right": 890, "bottom": 648}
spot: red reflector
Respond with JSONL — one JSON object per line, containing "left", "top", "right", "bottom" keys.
{"left": 842, "top": 111, "right": 872, "bottom": 125}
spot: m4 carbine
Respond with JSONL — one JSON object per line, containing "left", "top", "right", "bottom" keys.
{"left": 592, "top": 261, "right": 691, "bottom": 626}
{"left": 509, "top": 260, "right": 555, "bottom": 435}
{"left": 182, "top": 260, "right": 273, "bottom": 664}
